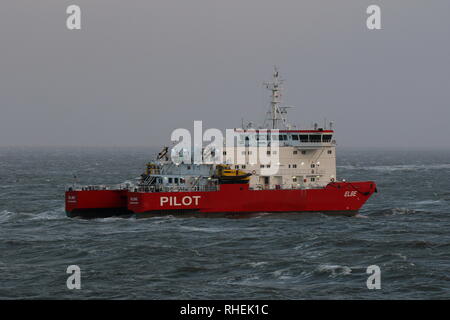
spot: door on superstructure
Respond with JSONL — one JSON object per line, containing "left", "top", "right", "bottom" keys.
{"left": 259, "top": 176, "right": 270, "bottom": 189}
{"left": 273, "top": 176, "right": 282, "bottom": 189}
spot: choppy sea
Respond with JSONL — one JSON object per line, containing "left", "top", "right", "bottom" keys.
{"left": 0, "top": 147, "right": 449, "bottom": 299}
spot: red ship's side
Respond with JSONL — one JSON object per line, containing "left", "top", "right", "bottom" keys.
{"left": 65, "top": 181, "right": 376, "bottom": 218}
{"left": 127, "top": 181, "right": 376, "bottom": 216}
{"left": 65, "top": 189, "right": 131, "bottom": 218}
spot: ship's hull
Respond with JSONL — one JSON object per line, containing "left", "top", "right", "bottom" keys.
{"left": 65, "top": 182, "right": 376, "bottom": 218}
{"left": 65, "top": 189, "right": 132, "bottom": 218}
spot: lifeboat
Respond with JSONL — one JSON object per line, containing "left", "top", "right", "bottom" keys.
{"left": 213, "top": 164, "right": 252, "bottom": 184}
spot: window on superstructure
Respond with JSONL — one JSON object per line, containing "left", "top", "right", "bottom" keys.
{"left": 292, "top": 164, "right": 297, "bottom": 168}
{"left": 293, "top": 151, "right": 298, "bottom": 155}
{"left": 242, "top": 165, "right": 246, "bottom": 169}
{"left": 180, "top": 178, "right": 185, "bottom": 184}
{"left": 168, "top": 178, "right": 173, "bottom": 184}
{"left": 293, "top": 177, "right": 297, "bottom": 182}
{"left": 327, "top": 150, "right": 332, "bottom": 154}
{"left": 310, "top": 135, "right": 321, "bottom": 143}
{"left": 301, "top": 150, "right": 306, "bottom": 155}
{"left": 300, "top": 135, "right": 309, "bottom": 142}
{"left": 311, "top": 177, "right": 315, "bottom": 182}
{"left": 272, "top": 151, "right": 277, "bottom": 154}
{"left": 267, "top": 150, "right": 271, "bottom": 155}
{"left": 260, "top": 165, "right": 264, "bottom": 168}
{"left": 292, "top": 135, "right": 299, "bottom": 140}
{"left": 311, "top": 164, "right": 315, "bottom": 168}
{"left": 174, "top": 178, "right": 179, "bottom": 184}
{"left": 322, "top": 135, "right": 332, "bottom": 142}
{"left": 235, "top": 165, "right": 239, "bottom": 169}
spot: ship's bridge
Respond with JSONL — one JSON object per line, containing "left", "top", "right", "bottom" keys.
{"left": 234, "top": 129, "right": 336, "bottom": 149}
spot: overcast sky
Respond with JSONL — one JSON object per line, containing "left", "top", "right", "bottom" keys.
{"left": 0, "top": 1, "right": 449, "bottom": 148}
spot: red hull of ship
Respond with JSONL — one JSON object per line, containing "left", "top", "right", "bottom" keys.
{"left": 65, "top": 181, "right": 377, "bottom": 218}
{"left": 65, "top": 189, "right": 132, "bottom": 218}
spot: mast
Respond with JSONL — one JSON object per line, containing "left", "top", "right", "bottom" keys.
{"left": 264, "top": 66, "right": 292, "bottom": 129}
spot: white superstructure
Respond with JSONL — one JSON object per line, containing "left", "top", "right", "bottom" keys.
{"left": 222, "top": 68, "right": 337, "bottom": 190}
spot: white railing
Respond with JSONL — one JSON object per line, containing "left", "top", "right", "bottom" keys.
{"left": 65, "top": 183, "right": 132, "bottom": 192}
{"left": 132, "top": 184, "right": 219, "bottom": 193}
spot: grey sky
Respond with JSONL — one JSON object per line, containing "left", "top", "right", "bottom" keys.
{"left": 1, "top": 1, "right": 449, "bottom": 148}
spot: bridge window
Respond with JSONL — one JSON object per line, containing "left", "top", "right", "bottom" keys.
{"left": 310, "top": 135, "right": 321, "bottom": 142}
{"left": 292, "top": 135, "right": 299, "bottom": 140}
{"left": 322, "top": 135, "right": 332, "bottom": 142}
{"left": 299, "top": 135, "right": 309, "bottom": 142}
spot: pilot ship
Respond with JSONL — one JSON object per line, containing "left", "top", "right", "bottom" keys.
{"left": 65, "top": 68, "right": 377, "bottom": 218}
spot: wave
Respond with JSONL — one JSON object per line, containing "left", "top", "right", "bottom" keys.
{"left": 0, "top": 207, "right": 65, "bottom": 222}
{"left": 272, "top": 268, "right": 293, "bottom": 280}
{"left": 179, "top": 226, "right": 232, "bottom": 233}
{"left": 368, "top": 207, "right": 419, "bottom": 216}
{"left": 314, "top": 264, "right": 352, "bottom": 277}
{"left": 338, "top": 163, "right": 450, "bottom": 172}
{"left": 412, "top": 200, "right": 442, "bottom": 206}
{"left": 248, "top": 261, "right": 268, "bottom": 268}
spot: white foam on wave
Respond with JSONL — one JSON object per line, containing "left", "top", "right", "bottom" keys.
{"left": 272, "top": 268, "right": 293, "bottom": 280}
{"left": 0, "top": 208, "right": 64, "bottom": 222}
{"left": 412, "top": 199, "right": 442, "bottom": 206}
{"left": 248, "top": 261, "right": 268, "bottom": 268}
{"left": 391, "top": 207, "right": 417, "bottom": 215}
{"left": 316, "top": 264, "right": 352, "bottom": 277}
{"left": 0, "top": 210, "right": 15, "bottom": 222}
{"left": 180, "top": 226, "right": 231, "bottom": 233}
{"left": 339, "top": 163, "right": 450, "bottom": 172}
